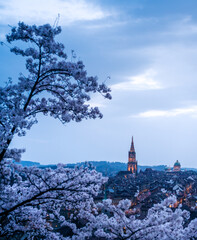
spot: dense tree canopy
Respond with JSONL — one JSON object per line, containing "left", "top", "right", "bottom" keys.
{"left": 89, "top": 196, "right": 197, "bottom": 240}
{"left": 0, "top": 161, "right": 107, "bottom": 239}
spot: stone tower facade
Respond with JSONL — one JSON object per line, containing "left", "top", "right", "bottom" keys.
{"left": 127, "top": 137, "right": 137, "bottom": 174}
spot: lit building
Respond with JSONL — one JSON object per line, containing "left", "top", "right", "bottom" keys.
{"left": 128, "top": 137, "right": 138, "bottom": 174}
{"left": 173, "top": 160, "right": 181, "bottom": 172}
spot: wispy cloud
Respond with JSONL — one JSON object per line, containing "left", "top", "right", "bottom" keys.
{"left": 111, "top": 69, "right": 163, "bottom": 91}
{"left": 163, "top": 16, "right": 197, "bottom": 37}
{"left": 88, "top": 101, "right": 106, "bottom": 108}
{"left": 83, "top": 20, "right": 127, "bottom": 30}
{"left": 86, "top": 94, "right": 109, "bottom": 109}
{"left": 0, "top": 0, "right": 109, "bottom": 26}
{"left": 132, "top": 106, "right": 197, "bottom": 118}
{"left": 0, "top": 33, "right": 6, "bottom": 41}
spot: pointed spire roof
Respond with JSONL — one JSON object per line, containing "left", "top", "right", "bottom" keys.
{"left": 130, "top": 136, "right": 135, "bottom": 151}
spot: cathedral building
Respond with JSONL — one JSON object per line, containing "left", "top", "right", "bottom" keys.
{"left": 128, "top": 137, "right": 138, "bottom": 174}
{"left": 173, "top": 160, "right": 181, "bottom": 172}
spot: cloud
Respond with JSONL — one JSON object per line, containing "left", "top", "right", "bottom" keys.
{"left": 162, "top": 16, "right": 197, "bottom": 37}
{"left": 111, "top": 69, "right": 163, "bottom": 91}
{"left": 86, "top": 94, "right": 109, "bottom": 109}
{"left": 132, "top": 106, "right": 197, "bottom": 118}
{"left": 0, "top": 33, "right": 6, "bottom": 41}
{"left": 88, "top": 102, "right": 106, "bottom": 108}
{"left": 83, "top": 20, "right": 127, "bottom": 30}
{"left": 0, "top": 0, "right": 109, "bottom": 26}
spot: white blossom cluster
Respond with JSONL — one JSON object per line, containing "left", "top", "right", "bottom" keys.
{"left": 1, "top": 160, "right": 197, "bottom": 240}
{"left": 77, "top": 196, "right": 197, "bottom": 240}
{"left": 0, "top": 161, "right": 107, "bottom": 239}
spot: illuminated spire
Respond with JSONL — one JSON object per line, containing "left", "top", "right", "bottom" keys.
{"left": 128, "top": 136, "right": 137, "bottom": 174}
{"left": 130, "top": 136, "right": 135, "bottom": 151}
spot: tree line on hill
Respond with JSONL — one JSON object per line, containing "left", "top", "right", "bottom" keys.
{"left": 18, "top": 160, "right": 197, "bottom": 176}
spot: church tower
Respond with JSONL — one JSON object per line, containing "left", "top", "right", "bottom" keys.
{"left": 127, "top": 137, "right": 137, "bottom": 174}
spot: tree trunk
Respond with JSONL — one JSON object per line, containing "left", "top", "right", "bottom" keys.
{"left": 0, "top": 126, "right": 16, "bottom": 162}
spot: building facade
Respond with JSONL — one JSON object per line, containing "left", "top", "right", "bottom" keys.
{"left": 173, "top": 160, "right": 181, "bottom": 172}
{"left": 128, "top": 137, "right": 138, "bottom": 174}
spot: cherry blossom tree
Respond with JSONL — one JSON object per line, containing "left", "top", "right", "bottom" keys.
{"left": 0, "top": 22, "right": 111, "bottom": 239}
{"left": 0, "top": 160, "right": 107, "bottom": 239}
{"left": 78, "top": 196, "right": 197, "bottom": 240}
{"left": 0, "top": 22, "right": 111, "bottom": 162}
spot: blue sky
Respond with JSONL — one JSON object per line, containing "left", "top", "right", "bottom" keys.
{"left": 1, "top": 0, "right": 197, "bottom": 168}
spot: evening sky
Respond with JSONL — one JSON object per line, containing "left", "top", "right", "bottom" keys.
{"left": 0, "top": 0, "right": 197, "bottom": 168}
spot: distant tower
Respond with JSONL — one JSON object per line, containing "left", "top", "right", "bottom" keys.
{"left": 173, "top": 160, "right": 181, "bottom": 171}
{"left": 128, "top": 137, "right": 137, "bottom": 174}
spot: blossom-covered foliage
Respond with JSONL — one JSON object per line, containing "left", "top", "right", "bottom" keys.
{"left": 78, "top": 196, "right": 197, "bottom": 240}
{"left": 0, "top": 22, "right": 111, "bottom": 162}
{"left": 0, "top": 161, "right": 107, "bottom": 239}
{"left": 1, "top": 163, "right": 197, "bottom": 240}
{"left": 0, "top": 22, "right": 111, "bottom": 239}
